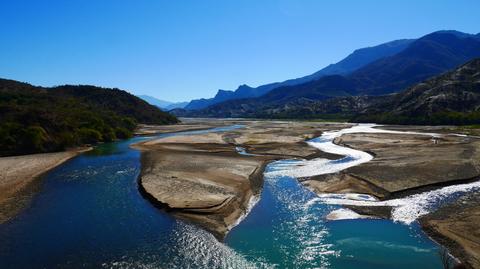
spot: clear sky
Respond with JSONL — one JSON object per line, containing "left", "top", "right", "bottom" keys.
{"left": 0, "top": 0, "right": 479, "bottom": 102}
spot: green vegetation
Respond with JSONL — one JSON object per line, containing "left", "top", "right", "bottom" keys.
{"left": 445, "top": 124, "right": 480, "bottom": 136}
{"left": 351, "top": 58, "right": 480, "bottom": 126}
{"left": 0, "top": 79, "right": 179, "bottom": 156}
{"left": 263, "top": 113, "right": 352, "bottom": 122}
{"left": 353, "top": 111, "right": 480, "bottom": 126}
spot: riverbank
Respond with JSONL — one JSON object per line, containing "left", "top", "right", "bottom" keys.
{"left": 0, "top": 147, "right": 91, "bottom": 223}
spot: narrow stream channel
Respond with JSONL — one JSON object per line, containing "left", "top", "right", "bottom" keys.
{"left": 0, "top": 124, "right": 462, "bottom": 268}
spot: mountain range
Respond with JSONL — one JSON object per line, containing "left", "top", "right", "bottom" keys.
{"left": 174, "top": 30, "right": 480, "bottom": 119}
{"left": 176, "top": 57, "right": 480, "bottom": 125}
{"left": 185, "top": 38, "right": 414, "bottom": 110}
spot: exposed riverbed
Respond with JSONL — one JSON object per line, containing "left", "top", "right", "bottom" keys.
{"left": 0, "top": 122, "right": 475, "bottom": 268}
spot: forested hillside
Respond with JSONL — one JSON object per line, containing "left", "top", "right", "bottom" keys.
{"left": 0, "top": 79, "right": 178, "bottom": 156}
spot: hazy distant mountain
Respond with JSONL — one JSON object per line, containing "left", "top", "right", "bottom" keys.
{"left": 175, "top": 30, "right": 480, "bottom": 118}
{"left": 185, "top": 39, "right": 414, "bottom": 110}
{"left": 137, "top": 95, "right": 172, "bottom": 108}
{"left": 164, "top": 102, "right": 189, "bottom": 110}
{"left": 138, "top": 95, "right": 188, "bottom": 110}
{"left": 185, "top": 85, "right": 257, "bottom": 110}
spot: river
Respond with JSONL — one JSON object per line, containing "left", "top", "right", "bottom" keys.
{"left": 0, "top": 124, "right": 460, "bottom": 268}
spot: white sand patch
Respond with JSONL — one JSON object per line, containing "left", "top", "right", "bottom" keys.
{"left": 326, "top": 208, "right": 374, "bottom": 220}
{"left": 316, "top": 180, "right": 480, "bottom": 224}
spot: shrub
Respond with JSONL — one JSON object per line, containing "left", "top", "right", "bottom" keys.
{"left": 115, "top": 127, "right": 133, "bottom": 139}
{"left": 78, "top": 128, "right": 103, "bottom": 144}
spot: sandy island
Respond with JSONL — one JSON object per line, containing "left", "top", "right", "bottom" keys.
{"left": 132, "top": 120, "right": 348, "bottom": 238}
{"left": 0, "top": 148, "right": 90, "bottom": 223}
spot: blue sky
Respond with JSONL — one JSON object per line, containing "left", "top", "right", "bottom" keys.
{"left": 0, "top": 0, "right": 479, "bottom": 102}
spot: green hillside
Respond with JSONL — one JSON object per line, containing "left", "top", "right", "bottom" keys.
{"left": 0, "top": 79, "right": 179, "bottom": 156}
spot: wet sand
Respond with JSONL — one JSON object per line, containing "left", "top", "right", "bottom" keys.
{"left": 0, "top": 148, "right": 91, "bottom": 223}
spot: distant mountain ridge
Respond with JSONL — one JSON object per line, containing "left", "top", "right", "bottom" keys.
{"left": 174, "top": 30, "right": 480, "bottom": 118}
{"left": 349, "top": 30, "right": 480, "bottom": 95}
{"left": 185, "top": 38, "right": 414, "bottom": 110}
{"left": 164, "top": 102, "right": 189, "bottom": 110}
{"left": 137, "top": 95, "right": 173, "bottom": 108}
{"left": 137, "top": 95, "right": 188, "bottom": 110}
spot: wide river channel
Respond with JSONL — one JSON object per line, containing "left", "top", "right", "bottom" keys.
{"left": 0, "top": 124, "right": 456, "bottom": 268}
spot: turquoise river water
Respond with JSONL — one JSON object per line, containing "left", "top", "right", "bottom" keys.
{"left": 0, "top": 125, "right": 446, "bottom": 268}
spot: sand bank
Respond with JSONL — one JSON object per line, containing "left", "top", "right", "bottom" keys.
{"left": 0, "top": 148, "right": 90, "bottom": 223}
